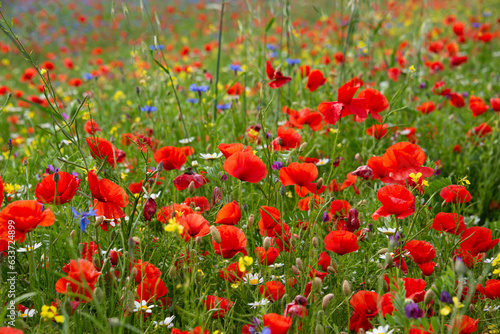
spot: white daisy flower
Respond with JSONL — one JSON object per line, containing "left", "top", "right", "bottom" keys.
{"left": 244, "top": 273, "right": 264, "bottom": 285}
{"left": 248, "top": 299, "right": 270, "bottom": 309}
{"left": 133, "top": 300, "right": 156, "bottom": 314}
{"left": 200, "top": 152, "right": 223, "bottom": 160}
{"left": 153, "top": 315, "right": 175, "bottom": 328}
{"left": 367, "top": 325, "right": 394, "bottom": 334}
{"left": 17, "top": 243, "right": 43, "bottom": 252}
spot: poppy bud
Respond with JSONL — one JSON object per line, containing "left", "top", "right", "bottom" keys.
{"left": 95, "top": 216, "right": 104, "bottom": 226}
{"left": 292, "top": 265, "right": 300, "bottom": 275}
{"left": 130, "top": 267, "right": 138, "bottom": 280}
{"left": 296, "top": 258, "right": 303, "bottom": 271}
{"left": 93, "top": 287, "right": 104, "bottom": 303}
{"left": 143, "top": 198, "right": 157, "bottom": 221}
{"left": 424, "top": 289, "right": 435, "bottom": 304}
{"left": 378, "top": 248, "right": 389, "bottom": 255}
{"left": 247, "top": 214, "right": 254, "bottom": 229}
{"left": 312, "top": 277, "right": 322, "bottom": 292}
{"left": 263, "top": 237, "right": 272, "bottom": 251}
{"left": 315, "top": 324, "right": 325, "bottom": 334}
{"left": 385, "top": 252, "right": 393, "bottom": 267}
{"left": 69, "top": 230, "right": 75, "bottom": 240}
{"left": 322, "top": 293, "right": 334, "bottom": 310}
{"left": 210, "top": 225, "right": 221, "bottom": 244}
{"left": 312, "top": 237, "right": 318, "bottom": 248}
{"left": 299, "top": 142, "right": 307, "bottom": 152}
{"left": 188, "top": 181, "right": 195, "bottom": 194}
{"left": 342, "top": 280, "right": 351, "bottom": 296}
{"left": 168, "top": 266, "right": 177, "bottom": 279}
{"left": 53, "top": 172, "right": 60, "bottom": 182}
{"left": 316, "top": 178, "right": 323, "bottom": 190}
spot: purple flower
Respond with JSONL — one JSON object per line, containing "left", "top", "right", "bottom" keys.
{"left": 272, "top": 161, "right": 283, "bottom": 171}
{"left": 440, "top": 291, "right": 452, "bottom": 304}
{"left": 405, "top": 302, "right": 424, "bottom": 319}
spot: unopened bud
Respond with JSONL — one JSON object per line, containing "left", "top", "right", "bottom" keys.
{"left": 210, "top": 225, "right": 221, "bottom": 244}
{"left": 295, "top": 258, "right": 303, "bottom": 271}
{"left": 312, "top": 277, "right": 322, "bottom": 292}
{"left": 53, "top": 172, "right": 60, "bottom": 182}
{"left": 424, "top": 289, "right": 435, "bottom": 304}
{"left": 188, "top": 181, "right": 195, "bottom": 194}
{"left": 263, "top": 237, "right": 272, "bottom": 251}
{"left": 316, "top": 178, "right": 323, "bottom": 189}
{"left": 247, "top": 214, "right": 254, "bottom": 229}
{"left": 322, "top": 293, "right": 334, "bottom": 310}
{"left": 342, "top": 280, "right": 351, "bottom": 296}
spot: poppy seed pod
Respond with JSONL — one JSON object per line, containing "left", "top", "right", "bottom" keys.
{"left": 342, "top": 280, "right": 351, "bottom": 296}
{"left": 210, "top": 225, "right": 221, "bottom": 244}
{"left": 322, "top": 293, "right": 334, "bottom": 310}
{"left": 263, "top": 237, "right": 272, "bottom": 251}
{"left": 53, "top": 172, "right": 60, "bottom": 182}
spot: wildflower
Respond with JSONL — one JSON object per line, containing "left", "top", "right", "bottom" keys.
{"left": 133, "top": 300, "right": 156, "bottom": 314}
{"left": 40, "top": 305, "right": 64, "bottom": 323}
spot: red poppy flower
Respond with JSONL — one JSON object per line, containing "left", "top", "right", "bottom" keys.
{"left": 219, "top": 262, "right": 246, "bottom": 283}
{"left": 306, "top": 69, "right": 327, "bottom": 92}
{"left": 35, "top": 171, "right": 80, "bottom": 205}
{"left": 366, "top": 124, "right": 389, "bottom": 139}
{"left": 440, "top": 185, "right": 471, "bottom": 203}
{"left": 476, "top": 279, "right": 500, "bottom": 300}
{"left": 214, "top": 201, "right": 241, "bottom": 225}
{"left": 260, "top": 281, "right": 286, "bottom": 301}
{"left": 460, "top": 226, "right": 499, "bottom": 256}
{"left": 266, "top": 61, "right": 291, "bottom": 88}
{"left": 258, "top": 206, "right": 281, "bottom": 236}
{"left": 380, "top": 142, "right": 435, "bottom": 183}
{"left": 255, "top": 246, "right": 280, "bottom": 265}
{"left": 357, "top": 88, "right": 389, "bottom": 122}
{"left": 349, "top": 291, "right": 380, "bottom": 332}
{"left": 55, "top": 259, "right": 101, "bottom": 302}
{"left": 0, "top": 200, "right": 55, "bottom": 242}
{"left": 319, "top": 77, "right": 367, "bottom": 125}
{"left": 404, "top": 240, "right": 436, "bottom": 264}
{"left": 205, "top": 295, "right": 234, "bottom": 318}
{"left": 212, "top": 225, "right": 247, "bottom": 258}
{"left": 279, "top": 162, "right": 318, "bottom": 187}
{"left": 173, "top": 172, "right": 207, "bottom": 191}
{"left": 223, "top": 151, "right": 267, "bottom": 183}
{"left": 88, "top": 170, "right": 129, "bottom": 220}
{"left": 324, "top": 230, "right": 359, "bottom": 255}
{"left": 448, "top": 315, "right": 478, "bottom": 334}
{"left": 372, "top": 185, "right": 415, "bottom": 220}
{"left": 469, "top": 96, "right": 489, "bottom": 117}
{"left": 179, "top": 213, "right": 210, "bottom": 241}
{"left": 218, "top": 143, "right": 253, "bottom": 158}
{"left": 262, "top": 313, "right": 292, "bottom": 334}
{"left": 86, "top": 137, "right": 125, "bottom": 167}
{"left": 153, "top": 146, "right": 186, "bottom": 171}
{"left": 183, "top": 196, "right": 210, "bottom": 212}
{"left": 84, "top": 119, "right": 101, "bottom": 134}
{"left": 157, "top": 204, "right": 195, "bottom": 223}
{"left": 136, "top": 276, "right": 167, "bottom": 304}
{"left": 432, "top": 212, "right": 466, "bottom": 234}
{"left": 270, "top": 126, "right": 301, "bottom": 151}
{"left": 416, "top": 101, "right": 436, "bottom": 114}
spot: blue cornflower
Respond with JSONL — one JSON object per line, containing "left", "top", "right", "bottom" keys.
{"left": 187, "top": 98, "right": 199, "bottom": 104}
{"left": 189, "top": 84, "right": 209, "bottom": 93}
{"left": 286, "top": 58, "right": 301, "bottom": 65}
{"left": 82, "top": 73, "right": 93, "bottom": 81}
{"left": 229, "top": 64, "right": 242, "bottom": 72}
{"left": 72, "top": 207, "right": 97, "bottom": 232}
{"left": 140, "top": 105, "right": 157, "bottom": 113}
